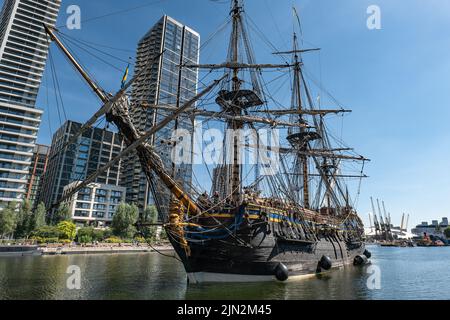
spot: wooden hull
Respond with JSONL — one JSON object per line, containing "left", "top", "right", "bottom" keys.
{"left": 166, "top": 204, "right": 368, "bottom": 283}
{"left": 182, "top": 238, "right": 366, "bottom": 283}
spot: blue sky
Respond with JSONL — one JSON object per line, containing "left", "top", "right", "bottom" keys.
{"left": 7, "top": 0, "right": 450, "bottom": 229}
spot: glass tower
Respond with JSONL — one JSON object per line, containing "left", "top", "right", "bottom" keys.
{"left": 123, "top": 15, "right": 199, "bottom": 215}
{"left": 0, "top": 0, "right": 61, "bottom": 207}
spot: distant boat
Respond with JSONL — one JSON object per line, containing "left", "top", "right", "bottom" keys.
{"left": 0, "top": 245, "right": 42, "bottom": 256}
{"left": 379, "top": 240, "right": 414, "bottom": 247}
{"left": 416, "top": 233, "right": 448, "bottom": 247}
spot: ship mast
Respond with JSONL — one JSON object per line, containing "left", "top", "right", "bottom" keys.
{"left": 292, "top": 32, "right": 310, "bottom": 209}
{"left": 230, "top": 0, "right": 243, "bottom": 205}
{"left": 215, "top": 0, "right": 267, "bottom": 205}
{"left": 282, "top": 14, "right": 319, "bottom": 209}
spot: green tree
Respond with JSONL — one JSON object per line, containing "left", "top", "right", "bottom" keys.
{"left": 0, "top": 202, "right": 17, "bottom": 239}
{"left": 111, "top": 203, "right": 139, "bottom": 239}
{"left": 14, "top": 200, "right": 33, "bottom": 239}
{"left": 76, "top": 227, "right": 94, "bottom": 243}
{"left": 144, "top": 206, "right": 158, "bottom": 223}
{"left": 76, "top": 227, "right": 106, "bottom": 243}
{"left": 139, "top": 206, "right": 159, "bottom": 240}
{"left": 444, "top": 227, "right": 450, "bottom": 239}
{"left": 53, "top": 204, "right": 71, "bottom": 225}
{"left": 34, "top": 202, "right": 47, "bottom": 230}
{"left": 92, "top": 229, "right": 105, "bottom": 241}
{"left": 57, "top": 221, "right": 77, "bottom": 241}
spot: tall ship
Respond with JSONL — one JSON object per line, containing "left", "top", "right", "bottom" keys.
{"left": 46, "top": 0, "right": 371, "bottom": 283}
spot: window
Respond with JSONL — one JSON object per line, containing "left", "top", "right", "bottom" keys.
{"left": 96, "top": 189, "right": 107, "bottom": 196}
{"left": 92, "top": 211, "right": 105, "bottom": 218}
{"left": 74, "top": 210, "right": 89, "bottom": 217}
{"left": 95, "top": 196, "right": 106, "bottom": 203}
{"left": 76, "top": 202, "right": 91, "bottom": 209}
{"left": 93, "top": 204, "right": 106, "bottom": 210}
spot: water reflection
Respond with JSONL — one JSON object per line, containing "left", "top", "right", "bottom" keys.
{"left": 0, "top": 246, "right": 449, "bottom": 300}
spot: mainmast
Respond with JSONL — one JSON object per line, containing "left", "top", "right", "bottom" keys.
{"left": 215, "top": 0, "right": 265, "bottom": 205}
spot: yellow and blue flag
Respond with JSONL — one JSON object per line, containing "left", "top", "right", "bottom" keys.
{"left": 121, "top": 63, "right": 129, "bottom": 88}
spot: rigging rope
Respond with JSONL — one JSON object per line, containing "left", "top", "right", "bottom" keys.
{"left": 56, "top": 30, "right": 134, "bottom": 66}
{"left": 57, "top": 0, "right": 168, "bottom": 29}
{"left": 58, "top": 32, "right": 124, "bottom": 73}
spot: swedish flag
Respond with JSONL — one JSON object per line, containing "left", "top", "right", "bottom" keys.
{"left": 121, "top": 63, "right": 129, "bottom": 88}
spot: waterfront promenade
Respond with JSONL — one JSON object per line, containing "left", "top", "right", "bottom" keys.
{"left": 0, "top": 242, "right": 174, "bottom": 256}
{"left": 40, "top": 243, "right": 174, "bottom": 255}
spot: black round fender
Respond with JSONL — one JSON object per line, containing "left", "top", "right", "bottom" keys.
{"left": 318, "top": 255, "right": 332, "bottom": 271}
{"left": 274, "top": 263, "right": 289, "bottom": 281}
{"left": 353, "top": 255, "right": 368, "bottom": 266}
{"left": 363, "top": 249, "right": 372, "bottom": 259}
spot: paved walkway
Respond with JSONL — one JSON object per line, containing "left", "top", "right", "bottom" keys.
{"left": 40, "top": 244, "right": 174, "bottom": 255}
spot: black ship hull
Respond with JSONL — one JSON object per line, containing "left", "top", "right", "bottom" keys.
{"left": 167, "top": 204, "right": 369, "bottom": 284}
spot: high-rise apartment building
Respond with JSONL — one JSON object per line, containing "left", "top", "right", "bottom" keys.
{"left": 123, "top": 15, "right": 200, "bottom": 214}
{"left": 0, "top": 101, "right": 41, "bottom": 205}
{"left": 0, "top": 0, "right": 61, "bottom": 207}
{"left": 0, "top": 0, "right": 60, "bottom": 107}
{"left": 39, "top": 120, "right": 125, "bottom": 209}
{"left": 25, "top": 143, "right": 48, "bottom": 207}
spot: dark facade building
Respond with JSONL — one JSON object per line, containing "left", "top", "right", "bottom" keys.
{"left": 123, "top": 15, "right": 200, "bottom": 213}
{"left": 39, "top": 121, "right": 125, "bottom": 209}
{"left": 25, "top": 143, "right": 48, "bottom": 207}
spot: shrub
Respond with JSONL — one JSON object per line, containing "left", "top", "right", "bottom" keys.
{"left": 77, "top": 227, "right": 94, "bottom": 242}
{"left": 78, "top": 235, "right": 93, "bottom": 244}
{"left": 57, "top": 221, "right": 77, "bottom": 241}
{"left": 32, "top": 226, "right": 61, "bottom": 239}
{"left": 92, "top": 230, "right": 102, "bottom": 241}
{"left": 34, "top": 237, "right": 59, "bottom": 244}
{"left": 134, "top": 236, "right": 146, "bottom": 243}
{"left": 77, "top": 227, "right": 109, "bottom": 243}
{"left": 31, "top": 236, "right": 44, "bottom": 244}
{"left": 104, "top": 236, "right": 122, "bottom": 244}
{"left": 102, "top": 229, "right": 112, "bottom": 239}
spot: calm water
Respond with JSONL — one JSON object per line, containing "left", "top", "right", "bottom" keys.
{"left": 0, "top": 245, "right": 449, "bottom": 300}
